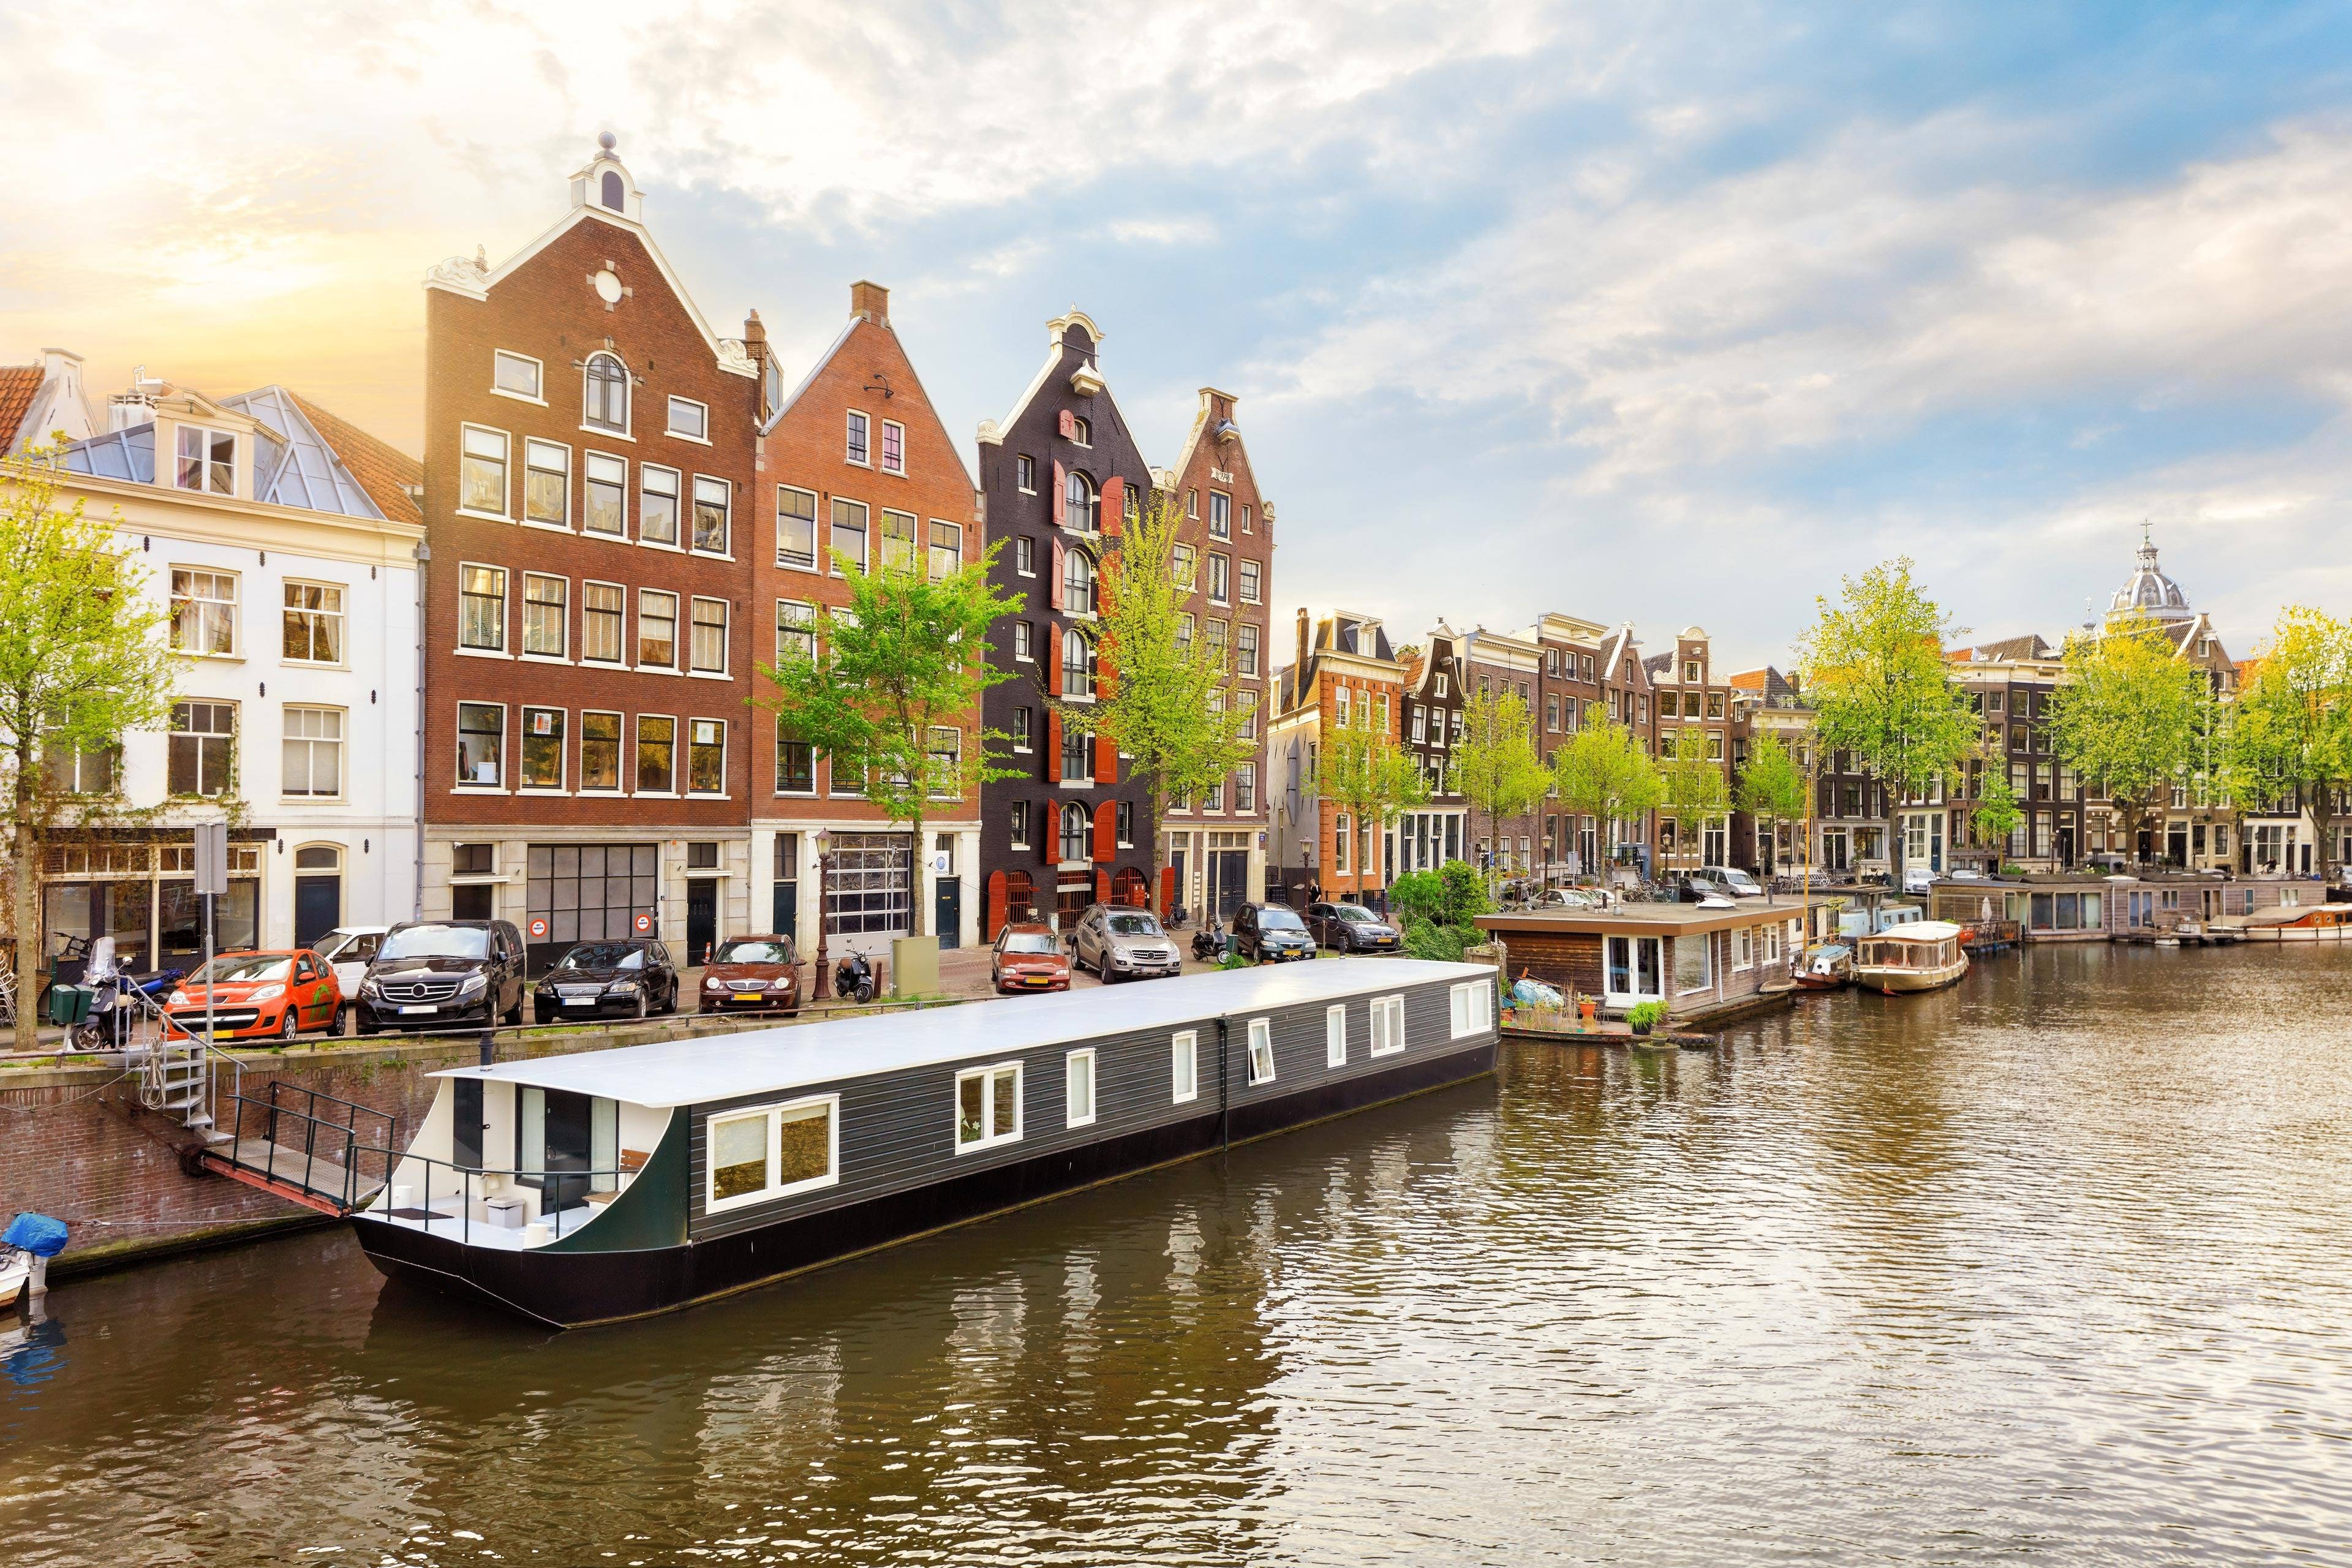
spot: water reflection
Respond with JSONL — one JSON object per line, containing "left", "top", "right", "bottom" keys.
{"left": 6, "top": 946, "right": 2352, "bottom": 1564}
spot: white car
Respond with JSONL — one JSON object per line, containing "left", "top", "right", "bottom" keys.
{"left": 1901, "top": 865, "right": 1938, "bottom": 895}
{"left": 312, "top": 925, "right": 392, "bottom": 1003}
{"left": 1692, "top": 866, "right": 1765, "bottom": 899}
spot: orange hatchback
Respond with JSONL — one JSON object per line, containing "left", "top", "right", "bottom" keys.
{"left": 991, "top": 924, "right": 1071, "bottom": 994}
{"left": 164, "top": 949, "right": 344, "bottom": 1043}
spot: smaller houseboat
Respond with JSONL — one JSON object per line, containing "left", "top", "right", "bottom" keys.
{"left": 1793, "top": 943, "right": 1853, "bottom": 990}
{"left": 2236, "top": 903, "right": 2352, "bottom": 942}
{"left": 1851, "top": 921, "right": 1970, "bottom": 995}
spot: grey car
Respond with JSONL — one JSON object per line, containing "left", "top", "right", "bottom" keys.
{"left": 1305, "top": 901, "right": 1403, "bottom": 953}
{"left": 1069, "top": 904, "right": 1183, "bottom": 982}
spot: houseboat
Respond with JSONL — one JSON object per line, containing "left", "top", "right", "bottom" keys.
{"left": 2236, "top": 902, "right": 2352, "bottom": 941}
{"left": 1793, "top": 942, "right": 1853, "bottom": 990}
{"left": 353, "top": 959, "right": 1500, "bottom": 1327}
{"left": 1851, "top": 921, "right": 1971, "bottom": 995}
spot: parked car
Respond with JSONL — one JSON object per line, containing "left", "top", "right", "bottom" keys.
{"left": 697, "top": 935, "right": 800, "bottom": 1016}
{"left": 163, "top": 949, "right": 343, "bottom": 1042}
{"left": 1691, "top": 866, "right": 1765, "bottom": 899}
{"left": 1231, "top": 902, "right": 1317, "bottom": 963}
{"left": 1069, "top": 904, "right": 1183, "bottom": 982}
{"left": 533, "top": 938, "right": 680, "bottom": 1023}
{"left": 992, "top": 923, "right": 1071, "bottom": 993}
{"left": 311, "top": 924, "right": 390, "bottom": 1001}
{"left": 1901, "top": 864, "right": 1938, "bottom": 895}
{"left": 1304, "top": 901, "right": 1402, "bottom": 953}
{"left": 353, "top": 919, "right": 527, "bottom": 1035}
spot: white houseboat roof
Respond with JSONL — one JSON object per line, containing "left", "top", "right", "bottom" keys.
{"left": 1861, "top": 921, "right": 1964, "bottom": 943}
{"left": 434, "top": 959, "right": 1496, "bottom": 1109}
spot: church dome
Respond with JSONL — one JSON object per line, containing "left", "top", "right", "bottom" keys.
{"left": 2108, "top": 532, "right": 2193, "bottom": 624}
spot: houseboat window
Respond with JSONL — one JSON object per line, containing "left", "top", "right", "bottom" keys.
{"left": 1371, "top": 994, "right": 1407, "bottom": 1056}
{"left": 707, "top": 1095, "right": 839, "bottom": 1213}
{"left": 957, "top": 1062, "right": 1023, "bottom": 1152}
{"left": 1327, "top": 1003, "right": 1347, "bottom": 1067}
{"left": 1675, "top": 935, "right": 1713, "bottom": 994}
{"left": 1606, "top": 936, "right": 1664, "bottom": 1001}
{"left": 1735, "top": 928, "right": 1754, "bottom": 970}
{"left": 1066, "top": 1049, "right": 1097, "bottom": 1129}
{"left": 1449, "top": 979, "right": 1492, "bottom": 1039}
{"left": 1246, "top": 1019, "right": 1276, "bottom": 1085}
{"left": 1172, "top": 1031, "right": 1199, "bottom": 1103}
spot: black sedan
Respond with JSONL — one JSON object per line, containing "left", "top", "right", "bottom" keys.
{"left": 532, "top": 940, "right": 680, "bottom": 1023}
{"left": 1231, "top": 903, "right": 1319, "bottom": 963}
{"left": 1305, "top": 901, "right": 1403, "bottom": 953}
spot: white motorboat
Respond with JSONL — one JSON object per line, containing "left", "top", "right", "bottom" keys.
{"left": 1852, "top": 921, "right": 1970, "bottom": 995}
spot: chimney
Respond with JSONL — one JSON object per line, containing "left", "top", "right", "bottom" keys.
{"left": 850, "top": 281, "right": 889, "bottom": 325}
{"left": 1297, "top": 606, "right": 1310, "bottom": 672}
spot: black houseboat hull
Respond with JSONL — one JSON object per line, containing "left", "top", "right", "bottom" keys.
{"left": 355, "top": 1036, "right": 1494, "bottom": 1328}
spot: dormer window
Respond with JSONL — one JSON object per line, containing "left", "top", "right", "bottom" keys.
{"left": 583, "top": 353, "right": 630, "bottom": 433}
{"left": 1069, "top": 415, "right": 1091, "bottom": 447}
{"left": 174, "top": 427, "right": 235, "bottom": 496}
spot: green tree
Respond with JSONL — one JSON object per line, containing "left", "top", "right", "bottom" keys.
{"left": 1548, "top": 720, "right": 1665, "bottom": 870}
{"left": 2224, "top": 606, "right": 2352, "bottom": 881}
{"left": 1065, "top": 489, "right": 1254, "bottom": 913}
{"left": 1453, "top": 685, "right": 1548, "bottom": 884}
{"left": 1735, "top": 732, "right": 1807, "bottom": 896}
{"left": 1969, "top": 750, "right": 2022, "bottom": 862}
{"left": 2046, "top": 611, "right": 2212, "bottom": 866}
{"left": 1659, "top": 725, "right": 1732, "bottom": 869}
{"left": 0, "top": 445, "right": 177, "bottom": 1047}
{"left": 758, "top": 538, "right": 1025, "bottom": 938}
{"left": 1793, "top": 558, "right": 1980, "bottom": 884}
{"left": 1317, "top": 704, "right": 1428, "bottom": 893}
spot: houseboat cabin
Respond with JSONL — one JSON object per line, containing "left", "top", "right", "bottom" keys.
{"left": 1850, "top": 921, "right": 1970, "bottom": 995}
{"left": 2238, "top": 902, "right": 2352, "bottom": 941}
{"left": 355, "top": 959, "right": 1499, "bottom": 1327}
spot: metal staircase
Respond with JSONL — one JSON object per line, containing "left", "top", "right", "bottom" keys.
{"left": 139, "top": 1030, "right": 234, "bottom": 1144}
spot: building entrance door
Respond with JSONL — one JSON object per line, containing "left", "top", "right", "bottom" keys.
{"left": 295, "top": 874, "right": 341, "bottom": 949}
{"left": 687, "top": 880, "right": 718, "bottom": 967}
{"left": 1209, "top": 849, "right": 1248, "bottom": 919}
{"left": 935, "top": 878, "right": 962, "bottom": 948}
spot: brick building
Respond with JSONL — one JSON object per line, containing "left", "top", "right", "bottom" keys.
{"left": 1529, "top": 611, "right": 1611, "bottom": 881}
{"left": 974, "top": 312, "right": 1158, "bottom": 935}
{"left": 1395, "top": 624, "right": 1466, "bottom": 877}
{"left": 421, "top": 137, "right": 761, "bottom": 967}
{"left": 1269, "top": 610, "right": 1405, "bottom": 900}
{"left": 1460, "top": 626, "right": 1544, "bottom": 876}
{"left": 1645, "top": 627, "right": 1739, "bottom": 872}
{"left": 1594, "top": 624, "right": 1660, "bottom": 873}
{"left": 752, "top": 280, "right": 983, "bottom": 951}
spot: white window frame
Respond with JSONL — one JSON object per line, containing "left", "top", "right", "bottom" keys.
{"left": 704, "top": 1094, "right": 842, "bottom": 1216}
{"left": 954, "top": 1060, "right": 1024, "bottom": 1153}
{"left": 168, "top": 567, "right": 241, "bottom": 658}
{"left": 1246, "top": 1017, "right": 1276, "bottom": 1085}
{"left": 457, "top": 562, "right": 508, "bottom": 654}
{"left": 639, "top": 463, "right": 682, "bottom": 549}
{"left": 687, "top": 717, "right": 728, "bottom": 797}
{"left": 581, "top": 351, "right": 631, "bottom": 436}
{"left": 845, "top": 408, "right": 872, "bottom": 467}
{"left": 491, "top": 349, "right": 544, "bottom": 403}
{"left": 458, "top": 424, "right": 511, "bottom": 519}
{"left": 173, "top": 424, "right": 236, "bottom": 496}
{"left": 636, "top": 588, "right": 679, "bottom": 671}
{"left": 522, "top": 437, "right": 570, "bottom": 529}
{"left": 1735, "top": 927, "right": 1754, "bottom": 971}
{"left": 1326, "top": 1003, "right": 1347, "bottom": 1068}
{"left": 582, "top": 451, "right": 628, "bottom": 537}
{"left": 518, "top": 704, "right": 567, "bottom": 792}
{"left": 666, "top": 395, "right": 710, "bottom": 443}
{"left": 1015, "top": 535, "right": 1036, "bottom": 577}
{"left": 689, "top": 596, "right": 730, "bottom": 675}
{"left": 581, "top": 580, "right": 627, "bottom": 666}
{"left": 1172, "top": 1030, "right": 1199, "bottom": 1104}
{"left": 1372, "top": 994, "right": 1407, "bottom": 1055}
{"left": 280, "top": 579, "right": 344, "bottom": 666}
{"left": 1065, "top": 1048, "right": 1097, "bottom": 1128}
{"left": 1448, "top": 979, "right": 1491, "bottom": 1039}
{"left": 880, "top": 418, "right": 907, "bottom": 475}
{"left": 776, "top": 484, "right": 819, "bottom": 571}
{"left": 690, "top": 474, "right": 732, "bottom": 557}
{"left": 579, "top": 709, "right": 625, "bottom": 794}
{"left": 281, "top": 704, "right": 345, "bottom": 801}
{"left": 520, "top": 572, "right": 568, "bottom": 660}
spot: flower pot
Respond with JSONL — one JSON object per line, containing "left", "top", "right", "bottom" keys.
{"left": 1577, "top": 1000, "right": 1598, "bottom": 1022}
{"left": 1630, "top": 1021, "right": 1653, "bottom": 1036}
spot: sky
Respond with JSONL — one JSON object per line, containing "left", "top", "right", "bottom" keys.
{"left": 6, "top": 1, "right": 2350, "bottom": 673}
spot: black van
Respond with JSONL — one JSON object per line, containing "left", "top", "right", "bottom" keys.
{"left": 353, "top": 919, "right": 529, "bottom": 1034}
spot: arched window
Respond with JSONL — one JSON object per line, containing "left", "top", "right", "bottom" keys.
{"left": 601, "top": 170, "right": 625, "bottom": 211}
{"left": 1112, "top": 866, "right": 1148, "bottom": 908}
{"left": 1062, "top": 546, "right": 1095, "bottom": 616}
{"left": 583, "top": 352, "right": 630, "bottom": 433}
{"left": 1065, "top": 469, "right": 1096, "bottom": 532}
{"left": 1061, "top": 627, "right": 1095, "bottom": 698}
{"left": 1070, "top": 415, "right": 1091, "bottom": 447}
{"left": 1060, "top": 803, "right": 1090, "bottom": 862}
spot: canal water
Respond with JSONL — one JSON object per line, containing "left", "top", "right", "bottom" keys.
{"left": 5, "top": 943, "right": 2351, "bottom": 1565}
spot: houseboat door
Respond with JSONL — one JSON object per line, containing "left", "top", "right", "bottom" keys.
{"left": 521, "top": 1087, "right": 603, "bottom": 1213}
{"left": 1605, "top": 935, "right": 1663, "bottom": 1008}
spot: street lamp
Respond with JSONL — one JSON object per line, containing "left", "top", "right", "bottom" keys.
{"left": 812, "top": 827, "right": 832, "bottom": 1000}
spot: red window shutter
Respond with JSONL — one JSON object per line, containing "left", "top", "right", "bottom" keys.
{"left": 1047, "top": 630, "right": 1063, "bottom": 695}
{"left": 1093, "top": 801, "right": 1117, "bottom": 863}
{"left": 1095, "top": 734, "right": 1117, "bottom": 783}
{"left": 986, "top": 870, "right": 1008, "bottom": 941}
{"left": 1094, "top": 869, "right": 1110, "bottom": 904}
{"left": 1050, "top": 537, "right": 1065, "bottom": 611}
{"left": 1159, "top": 865, "right": 1177, "bottom": 921}
{"left": 1101, "top": 475, "right": 1124, "bottom": 538}
{"left": 1052, "top": 460, "right": 1067, "bottom": 526}
{"left": 1058, "top": 409, "right": 1075, "bottom": 439}
{"left": 1047, "top": 712, "right": 1063, "bottom": 781}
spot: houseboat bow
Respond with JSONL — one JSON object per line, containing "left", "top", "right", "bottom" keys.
{"left": 354, "top": 959, "right": 1501, "bottom": 1328}
{"left": 1851, "top": 921, "right": 1970, "bottom": 995}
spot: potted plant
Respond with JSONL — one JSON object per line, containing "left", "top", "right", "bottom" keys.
{"left": 1625, "top": 1001, "right": 1668, "bottom": 1038}
{"left": 1577, "top": 993, "right": 1599, "bottom": 1026}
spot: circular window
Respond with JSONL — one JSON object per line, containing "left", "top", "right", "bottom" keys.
{"left": 593, "top": 269, "right": 624, "bottom": 304}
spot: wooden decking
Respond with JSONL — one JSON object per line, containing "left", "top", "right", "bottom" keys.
{"left": 200, "top": 1138, "right": 384, "bottom": 1216}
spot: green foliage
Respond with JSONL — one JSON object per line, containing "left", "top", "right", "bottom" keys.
{"left": 1082, "top": 489, "right": 1256, "bottom": 892}
{"left": 1216, "top": 952, "right": 1254, "bottom": 971}
{"left": 1736, "top": 733, "right": 1807, "bottom": 831}
{"left": 758, "top": 538, "right": 1025, "bottom": 935}
{"left": 1389, "top": 859, "right": 1488, "bottom": 927}
{"left": 1317, "top": 701, "right": 1428, "bottom": 883}
{"left": 1794, "top": 557, "right": 1980, "bottom": 875}
{"left": 1659, "top": 725, "right": 1730, "bottom": 845}
{"left": 1624, "top": 1000, "right": 1669, "bottom": 1031}
{"left": 2224, "top": 605, "right": 2352, "bottom": 881}
{"left": 2047, "top": 611, "right": 2213, "bottom": 859}
{"left": 1401, "top": 916, "right": 1482, "bottom": 965}
{"left": 1970, "top": 751, "right": 2023, "bottom": 848}
{"left": 1455, "top": 685, "right": 1549, "bottom": 876}
{"left": 1549, "top": 720, "right": 1665, "bottom": 854}
{"left": 1, "top": 442, "right": 179, "bottom": 1049}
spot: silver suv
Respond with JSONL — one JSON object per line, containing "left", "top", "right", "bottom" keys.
{"left": 1069, "top": 904, "right": 1182, "bottom": 982}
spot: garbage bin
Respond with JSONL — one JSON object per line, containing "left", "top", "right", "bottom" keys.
{"left": 45, "top": 985, "right": 93, "bottom": 1028}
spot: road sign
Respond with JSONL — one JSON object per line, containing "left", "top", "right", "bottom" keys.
{"left": 634, "top": 911, "right": 653, "bottom": 934}
{"left": 192, "top": 822, "right": 229, "bottom": 897}
{"left": 529, "top": 917, "right": 549, "bottom": 939}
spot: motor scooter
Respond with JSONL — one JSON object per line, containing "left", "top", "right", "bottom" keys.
{"left": 1191, "top": 918, "right": 1227, "bottom": 963}
{"left": 833, "top": 949, "right": 876, "bottom": 1005}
